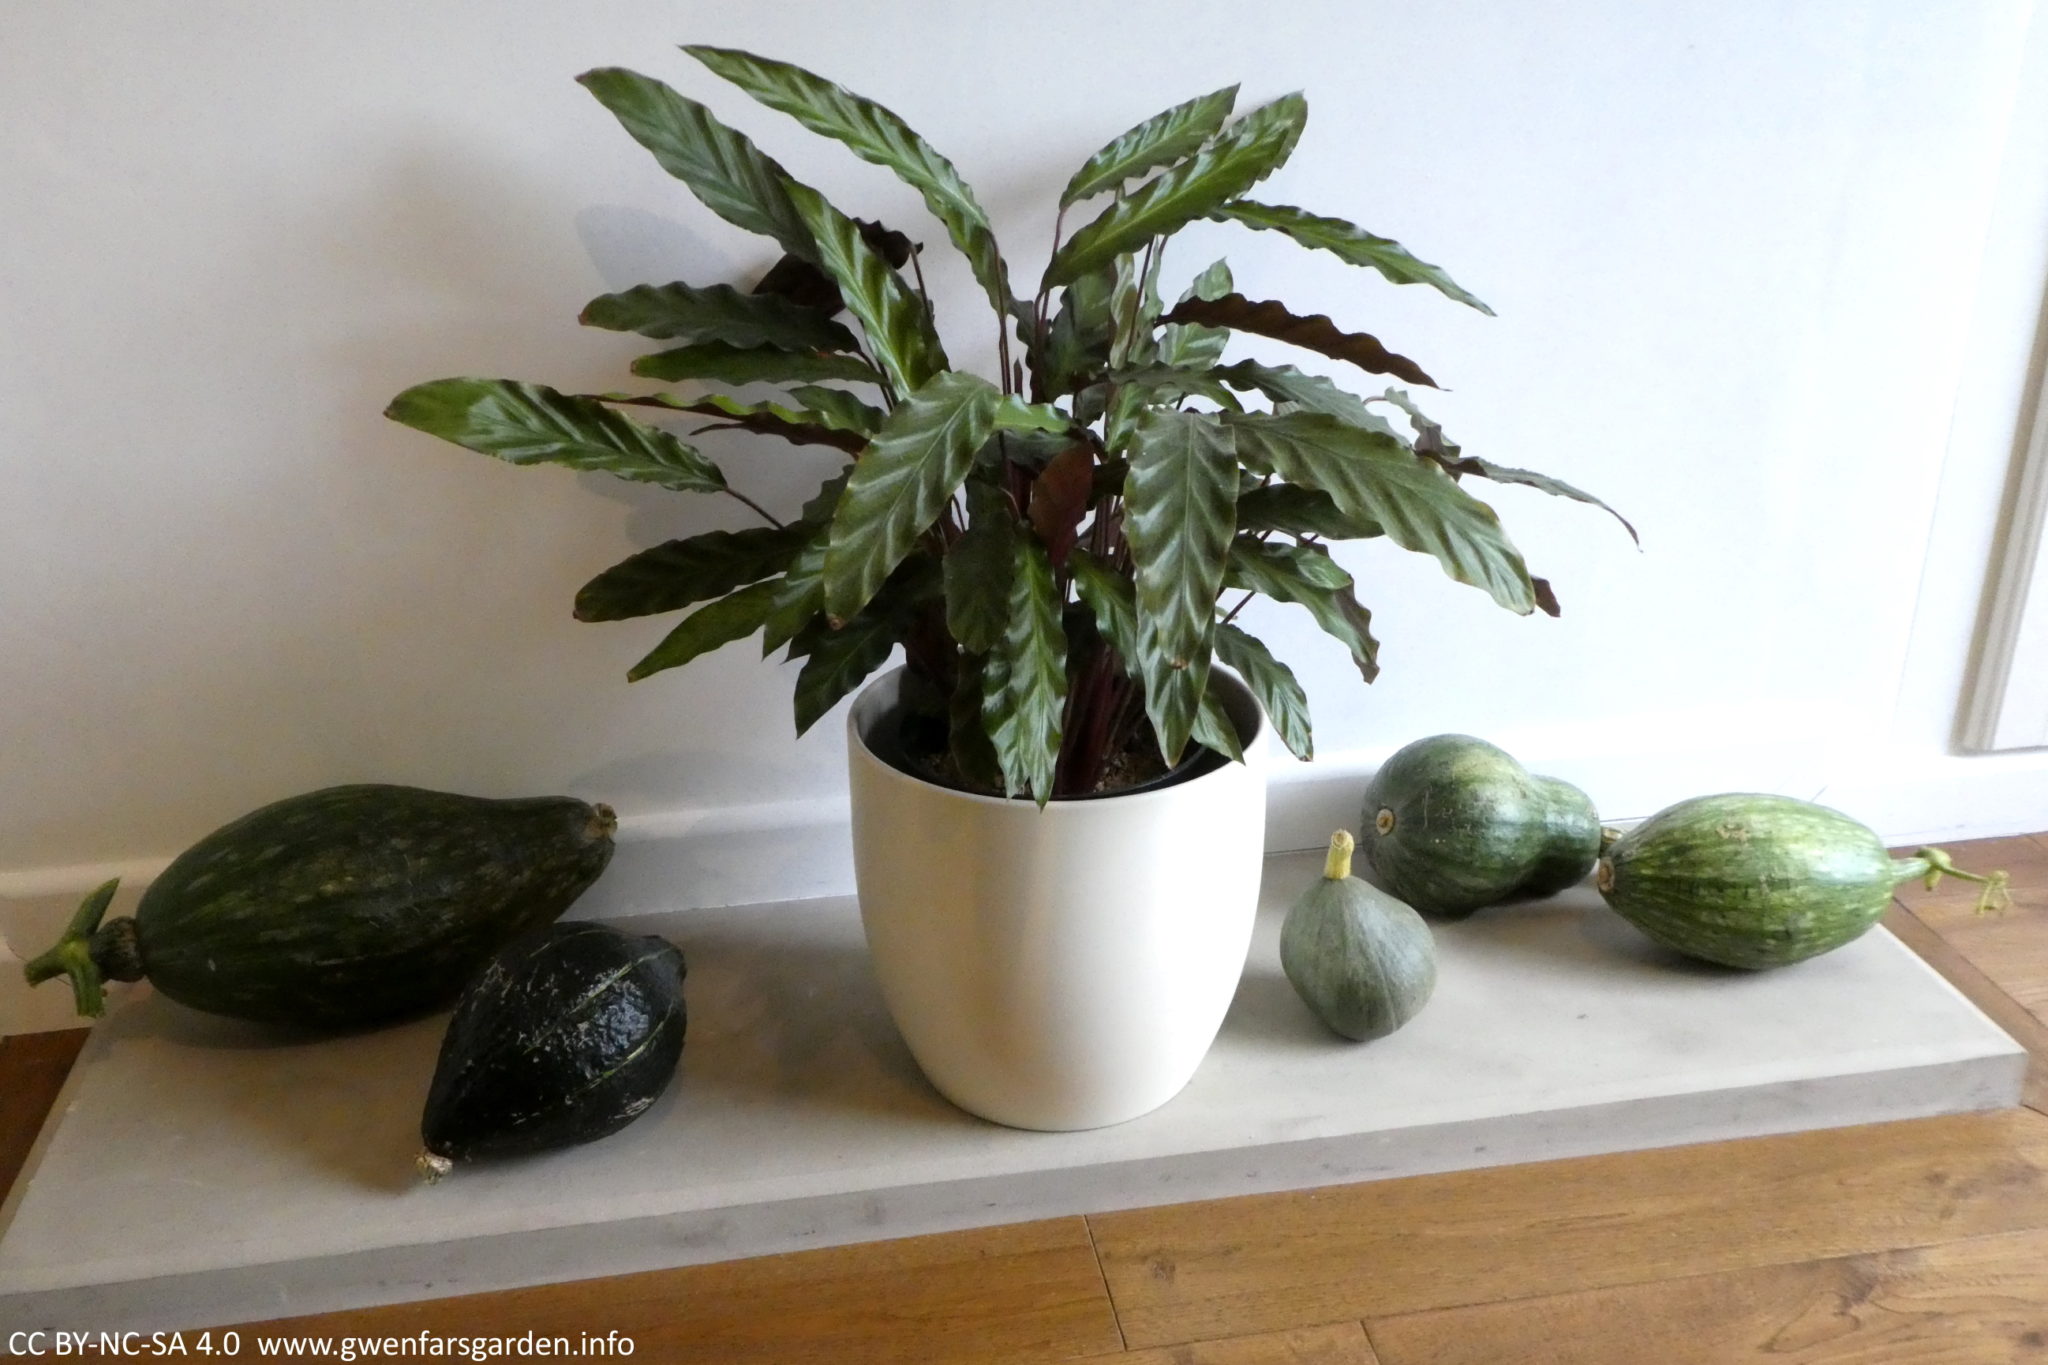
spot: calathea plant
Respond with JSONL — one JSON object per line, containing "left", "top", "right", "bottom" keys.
{"left": 388, "top": 47, "right": 1630, "bottom": 803}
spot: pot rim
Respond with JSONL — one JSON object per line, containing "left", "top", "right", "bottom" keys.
{"left": 847, "top": 666, "right": 1269, "bottom": 813}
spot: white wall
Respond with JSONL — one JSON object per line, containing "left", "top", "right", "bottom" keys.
{"left": 5, "top": 0, "right": 2047, "bottom": 978}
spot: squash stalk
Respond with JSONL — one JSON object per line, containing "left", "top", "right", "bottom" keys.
{"left": 1323, "top": 830, "right": 1355, "bottom": 881}
{"left": 21, "top": 879, "right": 123, "bottom": 1018}
{"left": 1896, "top": 847, "right": 2011, "bottom": 916}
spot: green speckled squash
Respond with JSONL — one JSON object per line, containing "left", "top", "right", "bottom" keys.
{"left": 418, "top": 921, "right": 685, "bottom": 1181}
{"left": 1361, "top": 734, "right": 1601, "bottom": 917}
{"left": 23, "top": 784, "right": 617, "bottom": 1026}
{"left": 1596, "top": 793, "right": 2009, "bottom": 969}
{"left": 1280, "top": 832, "right": 1437, "bottom": 1041}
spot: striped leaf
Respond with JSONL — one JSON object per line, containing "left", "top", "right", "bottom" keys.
{"left": 1158, "top": 258, "right": 1234, "bottom": 368}
{"left": 788, "top": 385, "right": 885, "bottom": 436}
{"left": 784, "top": 180, "right": 947, "bottom": 396}
{"left": 577, "top": 68, "right": 812, "bottom": 257}
{"left": 1070, "top": 550, "right": 1241, "bottom": 763}
{"left": 1124, "top": 408, "right": 1239, "bottom": 762}
{"left": 581, "top": 281, "right": 856, "bottom": 350}
{"left": 760, "top": 533, "right": 828, "bottom": 656}
{"left": 1062, "top": 85, "right": 1239, "bottom": 207}
{"left": 385, "top": 378, "right": 725, "bottom": 493}
{"left": 627, "top": 580, "right": 783, "bottom": 681}
{"left": 1236, "top": 483, "right": 1384, "bottom": 541}
{"left": 945, "top": 481, "right": 1021, "bottom": 655}
{"left": 1227, "top": 411, "right": 1536, "bottom": 613}
{"left": 685, "top": 46, "right": 1015, "bottom": 314}
{"left": 1225, "top": 538, "right": 1380, "bottom": 681}
{"left": 601, "top": 393, "right": 865, "bottom": 453}
{"left": 1213, "top": 360, "right": 1395, "bottom": 434}
{"left": 981, "top": 535, "right": 1067, "bottom": 803}
{"left": 575, "top": 525, "right": 812, "bottom": 622}
{"left": 791, "top": 604, "right": 903, "bottom": 735}
{"left": 1214, "top": 622, "right": 1311, "bottom": 760}
{"left": 1045, "top": 93, "right": 1306, "bottom": 287}
{"left": 631, "top": 342, "right": 882, "bottom": 387}
{"left": 1214, "top": 201, "right": 1494, "bottom": 315}
{"left": 824, "top": 372, "right": 1001, "bottom": 621}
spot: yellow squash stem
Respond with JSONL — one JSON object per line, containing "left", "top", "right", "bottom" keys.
{"left": 1908, "top": 846, "right": 2012, "bottom": 916}
{"left": 21, "top": 879, "right": 121, "bottom": 1017}
{"left": 1324, "top": 830, "right": 1356, "bottom": 881}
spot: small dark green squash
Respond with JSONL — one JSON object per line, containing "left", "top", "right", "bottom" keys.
{"left": 23, "top": 784, "right": 617, "bottom": 1027}
{"left": 1361, "top": 734, "right": 1602, "bottom": 917}
{"left": 1597, "top": 793, "right": 2009, "bottom": 969}
{"left": 418, "top": 921, "right": 685, "bottom": 1179}
{"left": 1280, "top": 831, "right": 1437, "bottom": 1041}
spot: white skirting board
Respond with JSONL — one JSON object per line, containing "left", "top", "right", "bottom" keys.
{"left": 0, "top": 851, "right": 2023, "bottom": 1335}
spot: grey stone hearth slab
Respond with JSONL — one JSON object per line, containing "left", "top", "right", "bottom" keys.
{"left": 0, "top": 852, "right": 2024, "bottom": 1334}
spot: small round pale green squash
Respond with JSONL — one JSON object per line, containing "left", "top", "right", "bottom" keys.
{"left": 1280, "top": 832, "right": 1438, "bottom": 1041}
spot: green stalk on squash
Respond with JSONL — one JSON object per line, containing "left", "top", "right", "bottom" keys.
{"left": 385, "top": 46, "right": 1632, "bottom": 804}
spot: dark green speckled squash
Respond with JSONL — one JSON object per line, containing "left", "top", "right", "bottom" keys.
{"left": 23, "top": 784, "right": 616, "bottom": 1027}
{"left": 1597, "top": 793, "right": 2009, "bottom": 969}
{"left": 1361, "top": 734, "right": 1602, "bottom": 917}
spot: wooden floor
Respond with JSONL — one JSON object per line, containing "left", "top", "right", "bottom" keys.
{"left": 6, "top": 834, "right": 2048, "bottom": 1361}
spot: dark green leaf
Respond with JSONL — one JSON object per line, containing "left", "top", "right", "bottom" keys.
{"left": 626, "top": 580, "right": 783, "bottom": 681}
{"left": 575, "top": 524, "right": 812, "bottom": 622}
{"left": 1071, "top": 550, "right": 1241, "bottom": 763}
{"left": 1161, "top": 294, "right": 1436, "bottom": 388}
{"left": 385, "top": 378, "right": 725, "bottom": 493}
{"left": 948, "top": 653, "right": 1003, "bottom": 792}
{"left": 1110, "top": 364, "right": 1245, "bottom": 410}
{"left": 685, "top": 46, "right": 1016, "bottom": 314}
{"left": 791, "top": 604, "right": 902, "bottom": 735}
{"left": 982, "top": 536, "right": 1066, "bottom": 802}
{"left": 1109, "top": 249, "right": 1162, "bottom": 369}
{"left": 1378, "top": 389, "right": 1636, "bottom": 545}
{"left": 1225, "top": 538, "right": 1380, "bottom": 681}
{"left": 1158, "top": 259, "right": 1233, "bottom": 368}
{"left": 994, "top": 394, "right": 1072, "bottom": 434}
{"left": 1045, "top": 93, "right": 1307, "bottom": 287}
{"left": 1062, "top": 85, "right": 1240, "bottom": 207}
{"left": 784, "top": 180, "right": 947, "bottom": 395}
{"left": 1237, "top": 483, "right": 1384, "bottom": 540}
{"left": 1124, "top": 408, "right": 1238, "bottom": 762}
{"left": 1213, "top": 200, "right": 1494, "bottom": 314}
{"left": 1042, "top": 262, "right": 1118, "bottom": 396}
{"left": 945, "top": 481, "right": 1020, "bottom": 654}
{"left": 761, "top": 533, "right": 828, "bottom": 655}
{"left": 753, "top": 218, "right": 914, "bottom": 314}
{"left": 577, "top": 68, "right": 813, "bottom": 257}
{"left": 601, "top": 392, "right": 866, "bottom": 453}
{"left": 1214, "top": 622, "right": 1311, "bottom": 760}
{"left": 631, "top": 342, "right": 882, "bottom": 387}
{"left": 788, "top": 385, "right": 885, "bottom": 435}
{"left": 581, "top": 281, "right": 856, "bottom": 351}
{"left": 1214, "top": 360, "right": 1395, "bottom": 434}
{"left": 1227, "top": 411, "right": 1536, "bottom": 612}
{"left": 823, "top": 371, "right": 1001, "bottom": 621}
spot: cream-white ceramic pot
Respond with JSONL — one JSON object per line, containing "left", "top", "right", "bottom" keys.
{"left": 846, "top": 668, "right": 1269, "bottom": 1131}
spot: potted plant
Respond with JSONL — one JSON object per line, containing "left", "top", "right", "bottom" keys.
{"left": 387, "top": 47, "right": 1626, "bottom": 1129}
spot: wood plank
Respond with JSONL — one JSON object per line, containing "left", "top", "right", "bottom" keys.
{"left": 1090, "top": 1109, "right": 2048, "bottom": 1349}
{"left": 1364, "top": 1226, "right": 2048, "bottom": 1363}
{"left": 1884, "top": 904, "right": 2048, "bottom": 1115}
{"left": 1093, "top": 1323, "right": 1378, "bottom": 1364}
{"left": 0, "top": 1028, "right": 88, "bottom": 1203}
{"left": 238, "top": 1217, "right": 1124, "bottom": 1365}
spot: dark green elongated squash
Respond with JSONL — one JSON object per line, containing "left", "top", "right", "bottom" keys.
{"left": 418, "top": 921, "right": 685, "bottom": 1179}
{"left": 1361, "top": 734, "right": 1601, "bottom": 916}
{"left": 1597, "top": 793, "right": 2009, "bottom": 969}
{"left": 22, "top": 785, "right": 617, "bottom": 1027}
{"left": 1280, "top": 831, "right": 1437, "bottom": 1041}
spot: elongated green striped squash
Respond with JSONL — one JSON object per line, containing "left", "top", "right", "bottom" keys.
{"left": 23, "top": 785, "right": 617, "bottom": 1027}
{"left": 1597, "top": 793, "right": 2009, "bottom": 969}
